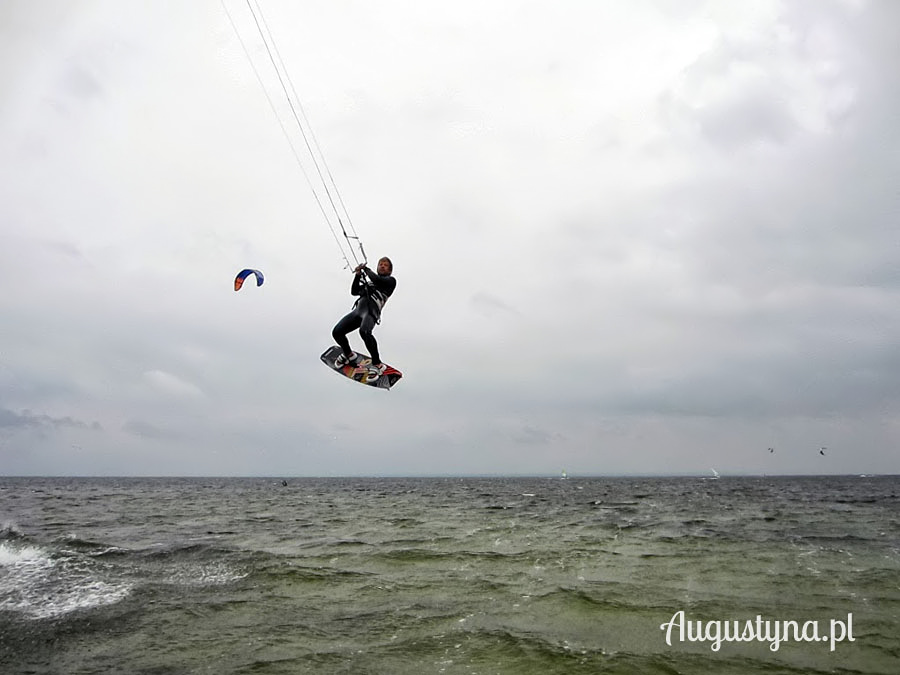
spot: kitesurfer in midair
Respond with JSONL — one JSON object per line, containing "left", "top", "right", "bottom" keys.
{"left": 332, "top": 257, "right": 396, "bottom": 378}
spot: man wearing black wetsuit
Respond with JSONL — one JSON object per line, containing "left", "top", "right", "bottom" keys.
{"left": 332, "top": 257, "right": 396, "bottom": 378}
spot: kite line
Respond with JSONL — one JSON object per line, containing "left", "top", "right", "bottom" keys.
{"left": 221, "top": 0, "right": 366, "bottom": 269}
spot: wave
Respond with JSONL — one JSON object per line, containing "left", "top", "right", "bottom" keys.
{"left": 241, "top": 624, "right": 702, "bottom": 675}
{"left": 124, "top": 541, "right": 252, "bottom": 588}
{"left": 372, "top": 547, "right": 456, "bottom": 563}
{"left": 157, "top": 559, "right": 248, "bottom": 587}
{"left": 370, "top": 547, "right": 534, "bottom": 565}
{"left": 361, "top": 625, "right": 622, "bottom": 673}
{"left": 0, "top": 541, "right": 46, "bottom": 567}
{"left": 139, "top": 541, "right": 239, "bottom": 560}
{"left": 0, "top": 522, "right": 24, "bottom": 541}
{"left": 529, "top": 585, "right": 634, "bottom": 612}
{"left": 0, "top": 541, "right": 132, "bottom": 620}
{"left": 56, "top": 535, "right": 130, "bottom": 556}
{"left": 0, "top": 536, "right": 256, "bottom": 621}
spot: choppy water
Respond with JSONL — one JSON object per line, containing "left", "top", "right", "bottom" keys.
{"left": 1, "top": 475, "right": 898, "bottom": 674}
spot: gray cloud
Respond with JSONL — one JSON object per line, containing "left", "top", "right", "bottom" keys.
{"left": 1, "top": 0, "right": 898, "bottom": 476}
{"left": 0, "top": 408, "right": 102, "bottom": 433}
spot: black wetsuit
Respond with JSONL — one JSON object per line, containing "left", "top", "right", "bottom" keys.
{"left": 332, "top": 267, "right": 396, "bottom": 365}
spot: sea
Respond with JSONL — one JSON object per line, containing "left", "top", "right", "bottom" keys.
{"left": 1, "top": 475, "right": 898, "bottom": 674}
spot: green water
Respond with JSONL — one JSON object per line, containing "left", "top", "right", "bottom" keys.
{"left": 1, "top": 476, "right": 898, "bottom": 673}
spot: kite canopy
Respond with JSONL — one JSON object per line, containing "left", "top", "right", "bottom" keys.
{"left": 234, "top": 268, "right": 264, "bottom": 291}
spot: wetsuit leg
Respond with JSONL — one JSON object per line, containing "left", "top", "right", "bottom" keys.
{"left": 358, "top": 306, "right": 381, "bottom": 365}
{"left": 332, "top": 309, "right": 362, "bottom": 356}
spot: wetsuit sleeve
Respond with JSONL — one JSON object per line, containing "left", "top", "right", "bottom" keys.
{"left": 350, "top": 272, "right": 365, "bottom": 296}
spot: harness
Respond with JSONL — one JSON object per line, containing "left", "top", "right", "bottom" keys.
{"left": 355, "top": 277, "right": 388, "bottom": 324}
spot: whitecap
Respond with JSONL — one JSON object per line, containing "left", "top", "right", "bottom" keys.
{"left": 0, "top": 541, "right": 132, "bottom": 619}
{"left": 163, "top": 561, "right": 248, "bottom": 587}
{"left": 0, "top": 541, "right": 47, "bottom": 566}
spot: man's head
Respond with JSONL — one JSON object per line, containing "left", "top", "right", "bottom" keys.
{"left": 377, "top": 257, "right": 393, "bottom": 275}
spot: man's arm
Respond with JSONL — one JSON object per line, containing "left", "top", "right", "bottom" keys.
{"left": 350, "top": 269, "right": 365, "bottom": 296}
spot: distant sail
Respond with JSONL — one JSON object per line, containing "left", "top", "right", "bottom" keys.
{"left": 234, "top": 268, "right": 264, "bottom": 291}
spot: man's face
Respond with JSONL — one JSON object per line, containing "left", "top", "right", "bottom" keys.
{"left": 377, "top": 258, "right": 392, "bottom": 275}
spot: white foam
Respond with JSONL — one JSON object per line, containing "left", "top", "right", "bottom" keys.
{"left": 165, "top": 561, "right": 248, "bottom": 587}
{"left": 0, "top": 542, "right": 49, "bottom": 567}
{"left": 0, "top": 541, "right": 132, "bottom": 619}
{"left": 26, "top": 579, "right": 132, "bottom": 619}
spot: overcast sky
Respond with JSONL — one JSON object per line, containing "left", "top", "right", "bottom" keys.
{"left": 1, "top": 0, "right": 898, "bottom": 477}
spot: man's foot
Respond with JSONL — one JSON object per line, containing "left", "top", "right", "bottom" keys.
{"left": 367, "top": 362, "right": 386, "bottom": 379}
{"left": 334, "top": 351, "right": 357, "bottom": 368}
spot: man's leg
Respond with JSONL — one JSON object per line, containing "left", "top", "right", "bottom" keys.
{"left": 332, "top": 310, "right": 361, "bottom": 357}
{"left": 358, "top": 311, "right": 381, "bottom": 365}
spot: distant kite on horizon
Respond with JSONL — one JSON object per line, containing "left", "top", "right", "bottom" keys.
{"left": 820, "top": 447, "right": 827, "bottom": 456}
{"left": 234, "top": 268, "right": 264, "bottom": 291}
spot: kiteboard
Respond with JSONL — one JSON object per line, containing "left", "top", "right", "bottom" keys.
{"left": 320, "top": 345, "right": 402, "bottom": 390}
